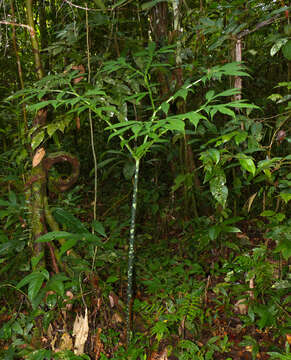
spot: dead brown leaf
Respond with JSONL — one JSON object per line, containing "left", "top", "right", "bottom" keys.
{"left": 32, "top": 147, "right": 45, "bottom": 167}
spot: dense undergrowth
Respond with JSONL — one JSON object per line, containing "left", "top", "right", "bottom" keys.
{"left": 0, "top": 173, "right": 290, "bottom": 359}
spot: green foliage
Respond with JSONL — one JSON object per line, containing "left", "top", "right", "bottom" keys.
{"left": 0, "top": 0, "right": 290, "bottom": 357}
{"left": 268, "top": 342, "right": 291, "bottom": 359}
{"left": 178, "top": 335, "right": 232, "bottom": 360}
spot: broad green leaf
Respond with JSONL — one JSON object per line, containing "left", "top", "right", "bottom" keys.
{"left": 31, "top": 253, "right": 44, "bottom": 269}
{"left": 207, "top": 62, "right": 250, "bottom": 79}
{"left": 28, "top": 275, "right": 45, "bottom": 302}
{"left": 12, "top": 321, "right": 23, "bottom": 336}
{"left": 251, "top": 122, "right": 263, "bottom": 142}
{"left": 187, "top": 112, "right": 206, "bottom": 128}
{"left": 257, "top": 158, "right": 281, "bottom": 170}
{"left": 123, "top": 160, "right": 136, "bottom": 180}
{"left": 62, "top": 97, "right": 82, "bottom": 107}
{"left": 58, "top": 117, "right": 72, "bottom": 132}
{"left": 31, "top": 131, "right": 45, "bottom": 150}
{"left": 46, "top": 277, "right": 67, "bottom": 296}
{"left": 29, "top": 100, "right": 56, "bottom": 112}
{"left": 53, "top": 208, "right": 89, "bottom": 233}
{"left": 279, "top": 193, "right": 291, "bottom": 204}
{"left": 267, "top": 93, "right": 282, "bottom": 102}
{"left": 272, "top": 280, "right": 291, "bottom": 289}
{"left": 161, "top": 101, "right": 170, "bottom": 115}
{"left": 203, "top": 170, "right": 213, "bottom": 184}
{"left": 71, "top": 233, "right": 102, "bottom": 244}
{"left": 260, "top": 210, "right": 276, "bottom": 217}
{"left": 47, "top": 123, "right": 59, "bottom": 137}
{"left": 282, "top": 40, "right": 291, "bottom": 60}
{"left": 98, "top": 158, "right": 119, "bottom": 169}
{"left": 267, "top": 352, "right": 291, "bottom": 360}
{"left": 36, "top": 231, "right": 72, "bottom": 243}
{"left": 210, "top": 172, "right": 228, "bottom": 207}
{"left": 106, "top": 275, "right": 119, "bottom": 283}
{"left": 107, "top": 125, "right": 137, "bottom": 141}
{"left": 270, "top": 38, "right": 288, "bottom": 57}
{"left": 208, "top": 148, "right": 220, "bottom": 164}
{"left": 217, "top": 131, "right": 237, "bottom": 145}
{"left": 172, "top": 174, "right": 187, "bottom": 192}
{"left": 131, "top": 124, "right": 142, "bottom": 137}
{"left": 275, "top": 239, "right": 291, "bottom": 260}
{"left": 16, "top": 270, "right": 49, "bottom": 291}
{"left": 135, "top": 142, "right": 154, "bottom": 158}
{"left": 92, "top": 220, "right": 106, "bottom": 237}
{"left": 209, "top": 226, "right": 221, "bottom": 240}
{"left": 205, "top": 90, "right": 215, "bottom": 101}
{"left": 222, "top": 216, "right": 244, "bottom": 225}
{"left": 77, "top": 105, "right": 90, "bottom": 115}
{"left": 222, "top": 226, "right": 241, "bottom": 233}
{"left": 165, "top": 119, "right": 185, "bottom": 132}
{"left": 216, "top": 105, "right": 235, "bottom": 117}
{"left": 95, "top": 105, "right": 118, "bottom": 118}
{"left": 174, "top": 88, "right": 188, "bottom": 101}
{"left": 235, "top": 131, "right": 248, "bottom": 145}
{"left": 238, "top": 154, "right": 256, "bottom": 176}
{"left": 93, "top": 0, "right": 105, "bottom": 10}
{"left": 59, "top": 238, "right": 78, "bottom": 257}
{"left": 227, "top": 101, "right": 259, "bottom": 109}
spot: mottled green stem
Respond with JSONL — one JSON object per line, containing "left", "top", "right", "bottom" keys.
{"left": 126, "top": 157, "right": 140, "bottom": 345}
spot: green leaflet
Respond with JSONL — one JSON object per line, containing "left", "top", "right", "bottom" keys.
{"left": 16, "top": 270, "right": 49, "bottom": 302}
{"left": 53, "top": 208, "right": 89, "bottom": 233}
{"left": 238, "top": 154, "right": 256, "bottom": 176}
{"left": 210, "top": 171, "right": 228, "bottom": 208}
{"left": 31, "top": 131, "right": 45, "bottom": 150}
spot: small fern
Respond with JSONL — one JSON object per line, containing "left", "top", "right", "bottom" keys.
{"left": 150, "top": 320, "right": 170, "bottom": 342}
{"left": 133, "top": 299, "right": 165, "bottom": 320}
{"left": 177, "top": 292, "right": 203, "bottom": 322}
{"left": 178, "top": 339, "right": 200, "bottom": 360}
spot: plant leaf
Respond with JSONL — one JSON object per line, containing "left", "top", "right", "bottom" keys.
{"left": 92, "top": 220, "right": 106, "bottom": 237}
{"left": 238, "top": 154, "right": 256, "bottom": 176}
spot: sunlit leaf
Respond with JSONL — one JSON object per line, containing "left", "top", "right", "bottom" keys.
{"left": 238, "top": 154, "right": 256, "bottom": 176}
{"left": 280, "top": 192, "right": 291, "bottom": 204}
{"left": 208, "top": 148, "right": 220, "bottom": 164}
{"left": 29, "top": 100, "right": 57, "bottom": 112}
{"left": 235, "top": 131, "right": 248, "bottom": 145}
{"left": 270, "top": 38, "right": 288, "bottom": 57}
{"left": 31, "top": 131, "right": 45, "bottom": 150}
{"left": 210, "top": 171, "right": 228, "bottom": 207}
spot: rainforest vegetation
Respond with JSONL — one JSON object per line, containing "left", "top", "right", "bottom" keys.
{"left": 0, "top": 0, "right": 290, "bottom": 359}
